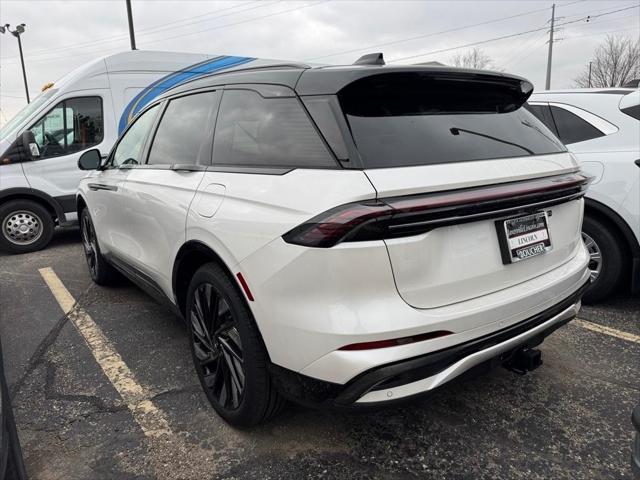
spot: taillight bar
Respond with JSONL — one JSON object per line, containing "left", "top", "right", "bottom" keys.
{"left": 283, "top": 173, "right": 591, "bottom": 248}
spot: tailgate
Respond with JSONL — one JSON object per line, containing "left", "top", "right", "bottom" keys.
{"left": 366, "top": 155, "right": 585, "bottom": 308}
{"left": 336, "top": 69, "right": 586, "bottom": 309}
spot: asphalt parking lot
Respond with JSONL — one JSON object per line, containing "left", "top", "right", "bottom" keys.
{"left": 0, "top": 227, "right": 638, "bottom": 480}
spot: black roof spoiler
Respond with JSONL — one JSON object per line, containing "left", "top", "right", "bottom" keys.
{"left": 354, "top": 53, "right": 385, "bottom": 66}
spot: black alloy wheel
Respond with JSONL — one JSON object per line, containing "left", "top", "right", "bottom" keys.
{"left": 186, "top": 263, "right": 284, "bottom": 427}
{"left": 79, "top": 209, "right": 117, "bottom": 285}
{"left": 189, "top": 282, "right": 246, "bottom": 410}
{"left": 81, "top": 210, "right": 98, "bottom": 278}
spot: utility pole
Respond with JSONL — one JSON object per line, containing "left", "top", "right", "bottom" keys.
{"left": 125, "top": 0, "right": 137, "bottom": 50}
{"left": 0, "top": 23, "right": 30, "bottom": 103}
{"left": 588, "top": 61, "right": 593, "bottom": 88}
{"left": 545, "top": 3, "right": 555, "bottom": 90}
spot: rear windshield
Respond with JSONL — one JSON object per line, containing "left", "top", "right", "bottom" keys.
{"left": 338, "top": 73, "right": 565, "bottom": 168}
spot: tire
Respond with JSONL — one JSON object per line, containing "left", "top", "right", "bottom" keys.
{"left": 79, "top": 208, "right": 118, "bottom": 285}
{"left": 186, "top": 263, "right": 285, "bottom": 427}
{"left": 581, "top": 215, "right": 625, "bottom": 304}
{"left": 0, "top": 200, "right": 55, "bottom": 254}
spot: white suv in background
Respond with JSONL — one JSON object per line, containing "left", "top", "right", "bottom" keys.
{"left": 528, "top": 89, "right": 639, "bottom": 303}
{"left": 76, "top": 59, "right": 590, "bottom": 426}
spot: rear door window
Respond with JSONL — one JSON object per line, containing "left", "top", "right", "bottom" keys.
{"left": 212, "top": 89, "right": 335, "bottom": 168}
{"left": 147, "top": 91, "right": 219, "bottom": 166}
{"left": 549, "top": 106, "right": 606, "bottom": 145}
{"left": 338, "top": 73, "right": 565, "bottom": 169}
{"left": 29, "top": 96, "right": 103, "bottom": 159}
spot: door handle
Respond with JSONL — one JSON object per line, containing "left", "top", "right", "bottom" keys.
{"left": 171, "top": 164, "right": 207, "bottom": 172}
{"left": 635, "top": 159, "right": 639, "bottom": 168}
{"left": 88, "top": 183, "right": 118, "bottom": 192}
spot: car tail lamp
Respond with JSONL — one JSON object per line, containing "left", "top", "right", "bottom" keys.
{"left": 283, "top": 201, "right": 393, "bottom": 248}
{"left": 283, "top": 173, "right": 591, "bottom": 248}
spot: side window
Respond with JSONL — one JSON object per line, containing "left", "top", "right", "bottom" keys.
{"left": 147, "top": 91, "right": 219, "bottom": 165}
{"left": 29, "top": 97, "right": 103, "bottom": 159}
{"left": 524, "top": 103, "right": 558, "bottom": 136}
{"left": 111, "top": 104, "right": 159, "bottom": 167}
{"left": 549, "top": 106, "right": 605, "bottom": 145}
{"left": 212, "top": 89, "right": 335, "bottom": 168}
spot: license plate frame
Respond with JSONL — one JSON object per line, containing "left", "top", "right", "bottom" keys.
{"left": 496, "top": 211, "right": 552, "bottom": 264}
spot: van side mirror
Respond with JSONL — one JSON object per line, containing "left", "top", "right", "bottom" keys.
{"left": 21, "top": 130, "right": 40, "bottom": 160}
{"left": 78, "top": 149, "right": 102, "bottom": 170}
{"left": 0, "top": 131, "right": 39, "bottom": 165}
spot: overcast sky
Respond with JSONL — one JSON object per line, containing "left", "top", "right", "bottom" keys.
{"left": 0, "top": 0, "right": 638, "bottom": 124}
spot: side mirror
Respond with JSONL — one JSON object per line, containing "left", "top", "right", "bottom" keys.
{"left": 21, "top": 130, "right": 40, "bottom": 160}
{"left": 0, "top": 131, "right": 38, "bottom": 165}
{"left": 78, "top": 149, "right": 102, "bottom": 170}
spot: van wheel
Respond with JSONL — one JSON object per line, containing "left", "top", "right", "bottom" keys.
{"left": 0, "top": 200, "right": 54, "bottom": 254}
{"left": 581, "top": 215, "right": 624, "bottom": 304}
{"left": 186, "top": 263, "right": 285, "bottom": 427}
{"left": 80, "top": 208, "right": 117, "bottom": 285}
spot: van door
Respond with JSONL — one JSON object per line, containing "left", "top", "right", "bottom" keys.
{"left": 21, "top": 93, "right": 113, "bottom": 221}
{"left": 117, "top": 90, "right": 220, "bottom": 296}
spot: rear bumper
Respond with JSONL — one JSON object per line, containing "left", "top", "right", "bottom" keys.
{"left": 270, "top": 279, "right": 589, "bottom": 407}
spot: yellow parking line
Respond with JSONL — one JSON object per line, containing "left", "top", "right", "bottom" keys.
{"left": 575, "top": 318, "right": 640, "bottom": 344}
{"left": 38, "top": 267, "right": 172, "bottom": 438}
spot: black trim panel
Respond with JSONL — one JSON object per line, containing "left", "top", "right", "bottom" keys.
{"left": 103, "top": 252, "right": 181, "bottom": 317}
{"left": 205, "top": 165, "right": 293, "bottom": 175}
{"left": 52, "top": 194, "right": 76, "bottom": 213}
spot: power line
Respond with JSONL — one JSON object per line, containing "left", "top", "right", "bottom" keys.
{"left": 0, "top": 1, "right": 325, "bottom": 66}
{"left": 305, "top": 5, "right": 553, "bottom": 61}
{"left": 0, "top": 0, "right": 273, "bottom": 61}
{"left": 387, "top": 4, "right": 640, "bottom": 64}
{"left": 565, "top": 25, "right": 639, "bottom": 40}
{"left": 304, "top": 0, "right": 635, "bottom": 64}
{"left": 502, "top": 29, "right": 549, "bottom": 67}
{"left": 141, "top": 0, "right": 328, "bottom": 47}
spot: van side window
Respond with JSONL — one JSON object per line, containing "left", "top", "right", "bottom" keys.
{"left": 549, "top": 105, "right": 605, "bottom": 145}
{"left": 147, "top": 91, "right": 219, "bottom": 166}
{"left": 212, "top": 89, "right": 335, "bottom": 168}
{"left": 111, "top": 104, "right": 159, "bottom": 167}
{"left": 30, "top": 97, "right": 103, "bottom": 159}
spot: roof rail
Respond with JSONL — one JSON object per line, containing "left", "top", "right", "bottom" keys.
{"left": 354, "top": 53, "right": 385, "bottom": 66}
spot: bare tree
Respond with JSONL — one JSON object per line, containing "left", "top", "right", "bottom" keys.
{"left": 574, "top": 35, "right": 640, "bottom": 88}
{"left": 451, "top": 48, "right": 501, "bottom": 70}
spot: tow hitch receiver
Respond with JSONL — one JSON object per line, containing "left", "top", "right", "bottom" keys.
{"left": 504, "top": 348, "right": 543, "bottom": 375}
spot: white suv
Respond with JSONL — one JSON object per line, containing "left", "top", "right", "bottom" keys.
{"left": 76, "top": 60, "right": 590, "bottom": 426}
{"left": 528, "top": 89, "right": 639, "bottom": 302}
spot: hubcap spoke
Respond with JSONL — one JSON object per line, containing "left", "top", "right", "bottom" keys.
{"left": 582, "top": 232, "right": 602, "bottom": 281}
{"left": 81, "top": 215, "right": 98, "bottom": 275}
{"left": 2, "top": 210, "right": 43, "bottom": 246}
{"left": 190, "top": 282, "right": 245, "bottom": 410}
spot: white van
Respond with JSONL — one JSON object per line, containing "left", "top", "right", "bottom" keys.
{"left": 0, "top": 50, "right": 276, "bottom": 253}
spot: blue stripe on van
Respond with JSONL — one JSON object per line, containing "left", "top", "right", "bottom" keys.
{"left": 118, "top": 55, "right": 255, "bottom": 134}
